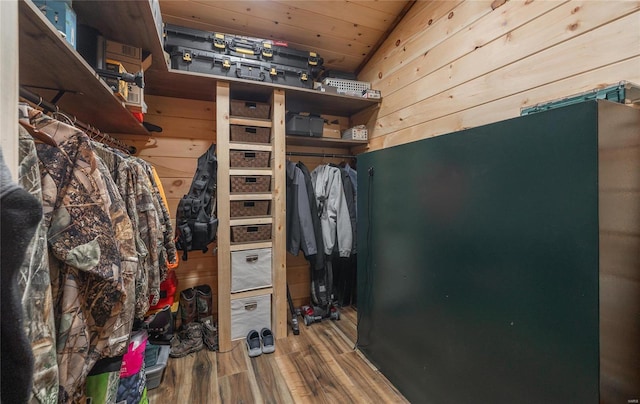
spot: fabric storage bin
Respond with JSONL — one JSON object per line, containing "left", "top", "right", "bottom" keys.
{"left": 230, "top": 125, "right": 271, "bottom": 144}
{"left": 231, "top": 224, "right": 272, "bottom": 243}
{"left": 230, "top": 200, "right": 270, "bottom": 217}
{"left": 230, "top": 150, "right": 271, "bottom": 168}
{"left": 230, "top": 175, "right": 271, "bottom": 193}
{"left": 231, "top": 294, "right": 271, "bottom": 340}
{"left": 231, "top": 248, "right": 272, "bottom": 292}
{"left": 230, "top": 100, "right": 271, "bottom": 119}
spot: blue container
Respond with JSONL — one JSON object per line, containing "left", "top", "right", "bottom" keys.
{"left": 33, "top": 1, "right": 77, "bottom": 49}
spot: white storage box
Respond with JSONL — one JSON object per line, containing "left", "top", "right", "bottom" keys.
{"left": 231, "top": 248, "right": 272, "bottom": 292}
{"left": 342, "top": 125, "right": 368, "bottom": 141}
{"left": 231, "top": 294, "right": 271, "bottom": 340}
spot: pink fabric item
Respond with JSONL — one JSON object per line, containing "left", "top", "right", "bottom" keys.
{"left": 119, "top": 334, "right": 148, "bottom": 378}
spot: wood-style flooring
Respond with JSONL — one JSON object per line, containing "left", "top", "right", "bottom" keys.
{"left": 147, "top": 307, "right": 408, "bottom": 403}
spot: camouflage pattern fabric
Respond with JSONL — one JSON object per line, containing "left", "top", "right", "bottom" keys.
{"left": 129, "top": 159, "right": 164, "bottom": 307}
{"left": 141, "top": 160, "right": 176, "bottom": 282}
{"left": 18, "top": 127, "right": 59, "bottom": 404}
{"left": 93, "top": 156, "right": 138, "bottom": 356}
{"left": 93, "top": 143, "right": 177, "bottom": 316}
{"left": 26, "top": 106, "right": 127, "bottom": 403}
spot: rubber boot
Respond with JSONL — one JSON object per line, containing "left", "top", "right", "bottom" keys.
{"left": 195, "top": 284, "right": 213, "bottom": 321}
{"left": 179, "top": 288, "right": 197, "bottom": 328}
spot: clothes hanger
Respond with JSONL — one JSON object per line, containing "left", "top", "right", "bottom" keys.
{"left": 52, "top": 106, "right": 74, "bottom": 126}
{"left": 19, "top": 119, "right": 58, "bottom": 147}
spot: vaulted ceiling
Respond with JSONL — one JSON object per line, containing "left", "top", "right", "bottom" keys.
{"left": 159, "top": 0, "right": 414, "bottom": 74}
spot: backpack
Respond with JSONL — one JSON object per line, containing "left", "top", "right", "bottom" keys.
{"left": 175, "top": 143, "right": 218, "bottom": 260}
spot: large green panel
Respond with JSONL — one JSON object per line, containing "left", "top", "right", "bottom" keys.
{"left": 357, "top": 101, "right": 599, "bottom": 403}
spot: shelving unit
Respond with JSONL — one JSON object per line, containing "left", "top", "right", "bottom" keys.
{"left": 18, "top": 0, "right": 148, "bottom": 135}
{"left": 216, "top": 82, "right": 287, "bottom": 351}
{"left": 145, "top": 68, "right": 380, "bottom": 116}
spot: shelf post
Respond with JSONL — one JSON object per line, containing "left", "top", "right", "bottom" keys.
{"left": 272, "top": 89, "right": 287, "bottom": 339}
{"left": 216, "top": 81, "right": 232, "bottom": 351}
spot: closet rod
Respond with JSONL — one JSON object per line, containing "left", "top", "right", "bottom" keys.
{"left": 286, "top": 151, "right": 356, "bottom": 159}
{"left": 19, "top": 87, "right": 137, "bottom": 155}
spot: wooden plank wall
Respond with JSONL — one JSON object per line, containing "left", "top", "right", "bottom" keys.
{"left": 358, "top": 0, "right": 640, "bottom": 151}
{"left": 597, "top": 102, "right": 640, "bottom": 403}
{"left": 117, "top": 95, "right": 219, "bottom": 313}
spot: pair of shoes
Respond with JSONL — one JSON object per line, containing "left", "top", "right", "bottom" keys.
{"left": 200, "top": 315, "right": 218, "bottom": 351}
{"left": 169, "top": 322, "right": 204, "bottom": 358}
{"left": 246, "top": 328, "right": 275, "bottom": 357}
{"left": 179, "top": 285, "right": 213, "bottom": 327}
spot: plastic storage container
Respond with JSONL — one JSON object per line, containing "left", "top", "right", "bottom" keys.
{"left": 145, "top": 345, "right": 170, "bottom": 390}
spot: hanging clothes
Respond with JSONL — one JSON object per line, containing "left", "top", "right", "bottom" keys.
{"left": 93, "top": 144, "right": 151, "bottom": 319}
{"left": 331, "top": 163, "right": 357, "bottom": 254}
{"left": 92, "top": 155, "right": 138, "bottom": 356}
{"left": 285, "top": 160, "right": 317, "bottom": 257}
{"left": 1, "top": 146, "right": 41, "bottom": 404}
{"left": 296, "top": 162, "right": 325, "bottom": 271}
{"left": 24, "top": 105, "right": 129, "bottom": 402}
{"left": 311, "top": 164, "right": 353, "bottom": 257}
{"left": 17, "top": 127, "right": 60, "bottom": 404}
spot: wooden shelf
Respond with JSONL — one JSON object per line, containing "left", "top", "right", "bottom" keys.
{"left": 72, "top": 0, "right": 168, "bottom": 71}
{"left": 145, "top": 68, "right": 380, "bottom": 116}
{"left": 230, "top": 193, "right": 273, "bottom": 201}
{"left": 229, "top": 117, "right": 272, "bottom": 128}
{"left": 285, "top": 136, "right": 368, "bottom": 148}
{"left": 19, "top": 0, "right": 148, "bottom": 135}
{"left": 229, "top": 168, "right": 273, "bottom": 176}
{"left": 230, "top": 216, "right": 273, "bottom": 226}
{"left": 229, "top": 142, "right": 273, "bottom": 152}
{"left": 230, "top": 241, "right": 273, "bottom": 252}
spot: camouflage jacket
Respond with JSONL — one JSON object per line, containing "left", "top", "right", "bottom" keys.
{"left": 27, "top": 107, "right": 127, "bottom": 403}
{"left": 18, "top": 126, "right": 59, "bottom": 404}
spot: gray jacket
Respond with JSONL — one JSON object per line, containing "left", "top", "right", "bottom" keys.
{"left": 311, "top": 165, "right": 353, "bottom": 257}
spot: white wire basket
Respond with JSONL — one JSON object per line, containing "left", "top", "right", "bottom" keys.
{"left": 322, "top": 77, "right": 371, "bottom": 93}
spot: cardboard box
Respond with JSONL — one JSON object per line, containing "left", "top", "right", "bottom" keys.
{"left": 322, "top": 128, "right": 342, "bottom": 139}
{"left": 105, "top": 39, "right": 142, "bottom": 66}
{"left": 34, "top": 0, "right": 77, "bottom": 49}
{"left": 321, "top": 114, "right": 349, "bottom": 138}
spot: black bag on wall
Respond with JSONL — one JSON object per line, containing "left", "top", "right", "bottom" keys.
{"left": 175, "top": 144, "right": 218, "bottom": 260}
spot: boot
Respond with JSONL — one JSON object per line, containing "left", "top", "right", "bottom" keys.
{"left": 169, "top": 322, "right": 203, "bottom": 358}
{"left": 195, "top": 284, "right": 213, "bottom": 321}
{"left": 200, "top": 315, "right": 218, "bottom": 351}
{"left": 179, "top": 288, "right": 197, "bottom": 328}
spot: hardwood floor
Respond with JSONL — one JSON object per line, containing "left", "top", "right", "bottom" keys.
{"left": 148, "top": 307, "right": 408, "bottom": 403}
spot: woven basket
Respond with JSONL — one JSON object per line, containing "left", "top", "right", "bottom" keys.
{"left": 230, "top": 125, "right": 271, "bottom": 144}
{"left": 231, "top": 224, "right": 272, "bottom": 242}
{"left": 230, "top": 200, "right": 270, "bottom": 217}
{"left": 230, "top": 176, "right": 271, "bottom": 193}
{"left": 230, "top": 100, "right": 271, "bottom": 119}
{"left": 230, "top": 150, "right": 271, "bottom": 168}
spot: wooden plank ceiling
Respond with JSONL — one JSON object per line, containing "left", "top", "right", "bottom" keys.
{"left": 159, "top": 0, "right": 414, "bottom": 74}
